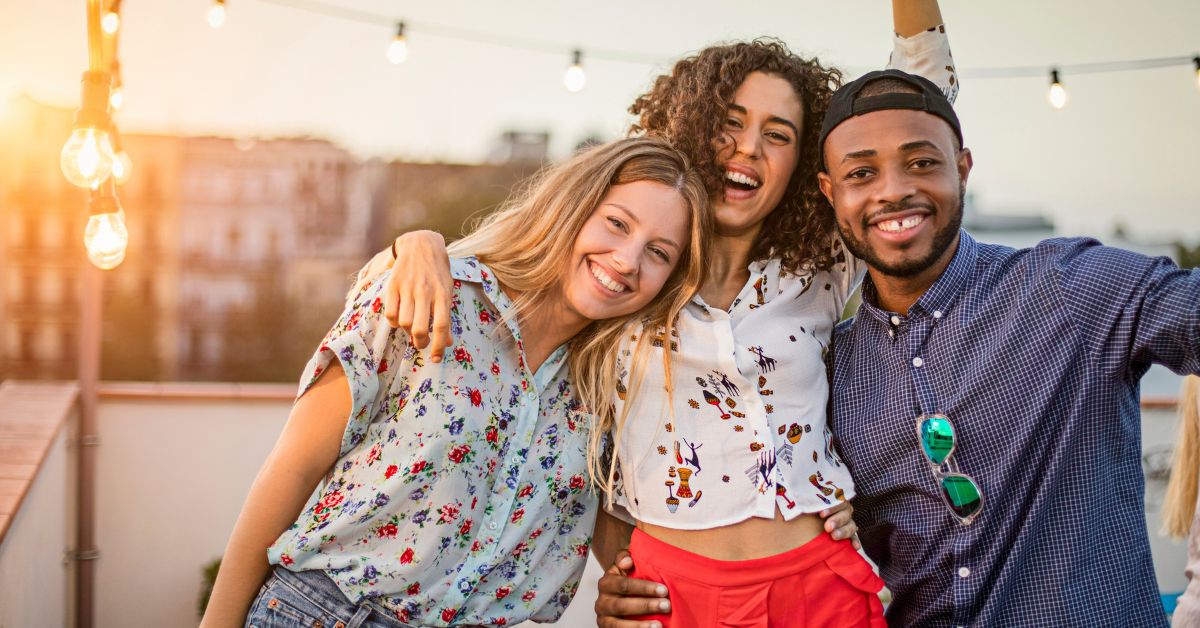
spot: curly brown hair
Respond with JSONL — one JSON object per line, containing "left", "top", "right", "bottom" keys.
{"left": 629, "top": 38, "right": 843, "bottom": 274}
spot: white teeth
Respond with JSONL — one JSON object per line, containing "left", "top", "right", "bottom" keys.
{"left": 724, "top": 170, "right": 761, "bottom": 188}
{"left": 590, "top": 263, "right": 626, "bottom": 293}
{"left": 877, "top": 215, "right": 925, "bottom": 233}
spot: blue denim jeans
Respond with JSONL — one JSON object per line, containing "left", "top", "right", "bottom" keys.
{"left": 245, "top": 566, "right": 412, "bottom": 628}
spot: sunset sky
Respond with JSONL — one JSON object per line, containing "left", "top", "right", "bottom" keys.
{"left": 1, "top": 0, "right": 1197, "bottom": 238}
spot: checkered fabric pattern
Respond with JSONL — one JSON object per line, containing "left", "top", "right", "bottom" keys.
{"left": 831, "top": 231, "right": 1200, "bottom": 627}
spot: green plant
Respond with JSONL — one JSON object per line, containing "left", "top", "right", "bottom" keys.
{"left": 198, "top": 557, "right": 221, "bottom": 619}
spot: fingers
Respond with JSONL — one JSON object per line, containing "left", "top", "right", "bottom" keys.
{"left": 429, "top": 285, "right": 451, "bottom": 363}
{"left": 410, "top": 283, "right": 431, "bottom": 350}
{"left": 594, "top": 573, "right": 670, "bottom": 624}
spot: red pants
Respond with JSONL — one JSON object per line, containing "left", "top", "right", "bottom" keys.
{"left": 628, "top": 528, "right": 886, "bottom": 628}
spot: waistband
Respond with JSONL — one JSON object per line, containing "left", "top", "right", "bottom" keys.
{"left": 629, "top": 528, "right": 857, "bottom": 587}
{"left": 273, "top": 566, "right": 412, "bottom": 628}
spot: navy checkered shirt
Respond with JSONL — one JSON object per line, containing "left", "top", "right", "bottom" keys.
{"left": 831, "top": 231, "right": 1200, "bottom": 627}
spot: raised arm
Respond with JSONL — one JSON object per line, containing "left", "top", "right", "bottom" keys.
{"left": 893, "top": 0, "right": 943, "bottom": 37}
{"left": 887, "top": 0, "right": 958, "bottom": 103}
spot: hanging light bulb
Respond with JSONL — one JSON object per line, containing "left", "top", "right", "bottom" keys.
{"left": 208, "top": 0, "right": 226, "bottom": 29}
{"left": 1047, "top": 69, "right": 1068, "bottom": 110}
{"left": 563, "top": 49, "right": 586, "bottom": 93}
{"left": 84, "top": 182, "right": 129, "bottom": 270}
{"left": 1193, "top": 56, "right": 1200, "bottom": 91}
{"left": 109, "top": 85, "right": 123, "bottom": 110}
{"left": 387, "top": 22, "right": 408, "bottom": 64}
{"left": 101, "top": 11, "right": 120, "bottom": 34}
{"left": 61, "top": 71, "right": 117, "bottom": 188}
{"left": 110, "top": 131, "right": 132, "bottom": 185}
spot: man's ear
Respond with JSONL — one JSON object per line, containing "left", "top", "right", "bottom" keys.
{"left": 957, "top": 147, "right": 973, "bottom": 186}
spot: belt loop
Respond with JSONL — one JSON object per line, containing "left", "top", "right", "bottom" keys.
{"left": 346, "top": 604, "right": 373, "bottom": 628}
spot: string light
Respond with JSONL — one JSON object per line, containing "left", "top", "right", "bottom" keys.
{"left": 101, "top": 11, "right": 119, "bottom": 34}
{"left": 109, "top": 62, "right": 124, "bottom": 110}
{"left": 208, "top": 0, "right": 227, "bottom": 29}
{"left": 1047, "top": 69, "right": 1068, "bottom": 110}
{"left": 61, "top": 71, "right": 117, "bottom": 189}
{"left": 83, "top": 181, "right": 129, "bottom": 270}
{"left": 563, "top": 49, "right": 586, "bottom": 93}
{"left": 110, "top": 130, "right": 132, "bottom": 185}
{"left": 387, "top": 22, "right": 408, "bottom": 65}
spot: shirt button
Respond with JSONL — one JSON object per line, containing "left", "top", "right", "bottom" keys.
{"left": 887, "top": 330, "right": 895, "bottom": 338}
{"left": 890, "top": 315, "right": 901, "bottom": 326}
{"left": 912, "top": 357, "right": 924, "bottom": 368}
{"left": 933, "top": 310, "right": 943, "bottom": 319}
{"left": 958, "top": 567, "right": 971, "bottom": 578}
{"left": 489, "top": 521, "right": 498, "bottom": 530}
{"left": 525, "top": 391, "right": 537, "bottom": 401}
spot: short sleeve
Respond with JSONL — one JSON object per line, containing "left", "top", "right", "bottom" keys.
{"left": 887, "top": 25, "right": 959, "bottom": 104}
{"left": 831, "top": 236, "right": 867, "bottom": 315}
{"left": 300, "top": 265, "right": 408, "bottom": 457}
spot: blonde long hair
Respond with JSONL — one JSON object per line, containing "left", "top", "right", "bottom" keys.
{"left": 1163, "top": 376, "right": 1200, "bottom": 538}
{"left": 448, "top": 136, "right": 711, "bottom": 487}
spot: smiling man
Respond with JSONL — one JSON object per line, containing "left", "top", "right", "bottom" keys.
{"left": 818, "top": 69, "right": 1200, "bottom": 627}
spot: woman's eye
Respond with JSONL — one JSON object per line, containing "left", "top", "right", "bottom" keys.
{"left": 649, "top": 247, "right": 670, "bottom": 263}
{"left": 725, "top": 117, "right": 743, "bottom": 129}
{"left": 766, "top": 131, "right": 791, "bottom": 143}
{"left": 607, "top": 217, "right": 628, "bottom": 232}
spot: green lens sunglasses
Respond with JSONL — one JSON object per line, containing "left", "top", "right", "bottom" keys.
{"left": 916, "top": 413, "right": 984, "bottom": 525}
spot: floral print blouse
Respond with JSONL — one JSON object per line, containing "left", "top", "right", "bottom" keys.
{"left": 268, "top": 257, "right": 595, "bottom": 626}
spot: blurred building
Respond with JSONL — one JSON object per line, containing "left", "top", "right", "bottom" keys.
{"left": 0, "top": 94, "right": 545, "bottom": 382}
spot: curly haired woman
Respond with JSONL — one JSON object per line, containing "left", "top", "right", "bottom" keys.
{"left": 372, "top": 2, "right": 958, "bottom": 625}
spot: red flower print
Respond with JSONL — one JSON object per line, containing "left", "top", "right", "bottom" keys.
{"left": 491, "top": 362, "right": 501, "bottom": 376}
{"left": 485, "top": 425, "right": 499, "bottom": 444}
{"left": 410, "top": 459, "right": 428, "bottom": 475}
{"left": 371, "top": 297, "right": 383, "bottom": 313}
{"left": 377, "top": 523, "right": 398, "bottom": 538}
{"left": 399, "top": 547, "right": 415, "bottom": 564}
{"left": 438, "top": 503, "right": 461, "bottom": 523}
{"left": 569, "top": 475, "right": 585, "bottom": 491}
{"left": 407, "top": 582, "right": 420, "bottom": 595}
{"left": 492, "top": 619, "right": 507, "bottom": 626}
{"left": 367, "top": 443, "right": 382, "bottom": 465}
{"left": 472, "top": 540, "right": 483, "bottom": 552}
{"left": 575, "top": 543, "right": 589, "bottom": 557}
{"left": 529, "top": 528, "right": 543, "bottom": 540}
{"left": 459, "top": 519, "right": 473, "bottom": 536}
{"left": 280, "top": 554, "right": 294, "bottom": 566}
{"left": 479, "top": 309, "right": 492, "bottom": 324}
{"left": 495, "top": 586, "right": 511, "bottom": 599}
{"left": 469, "top": 388, "right": 483, "bottom": 407}
{"left": 448, "top": 444, "right": 471, "bottom": 464}
{"left": 453, "top": 280, "right": 462, "bottom": 288}
{"left": 454, "top": 346, "right": 473, "bottom": 364}
{"left": 319, "top": 490, "right": 344, "bottom": 512}
{"left": 511, "top": 508, "right": 525, "bottom": 524}
{"left": 517, "top": 484, "right": 533, "bottom": 498}
{"left": 521, "top": 591, "right": 536, "bottom": 602}
{"left": 513, "top": 541, "right": 528, "bottom": 556}
{"left": 385, "top": 464, "right": 398, "bottom": 479}
{"left": 347, "top": 310, "right": 362, "bottom": 329}
{"left": 377, "top": 358, "right": 389, "bottom": 374}
{"left": 442, "top": 608, "right": 458, "bottom": 622}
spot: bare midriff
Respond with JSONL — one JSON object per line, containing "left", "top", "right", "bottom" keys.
{"left": 635, "top": 507, "right": 825, "bottom": 560}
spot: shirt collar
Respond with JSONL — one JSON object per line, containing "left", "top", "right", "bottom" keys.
{"left": 859, "top": 229, "right": 977, "bottom": 323}
{"left": 450, "top": 255, "right": 512, "bottom": 316}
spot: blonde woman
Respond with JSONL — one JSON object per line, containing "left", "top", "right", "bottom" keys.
{"left": 200, "top": 137, "right": 711, "bottom": 627}
{"left": 1165, "top": 376, "right": 1200, "bottom": 627}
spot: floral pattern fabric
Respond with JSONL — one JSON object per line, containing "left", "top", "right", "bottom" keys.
{"left": 268, "top": 256, "right": 595, "bottom": 626}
